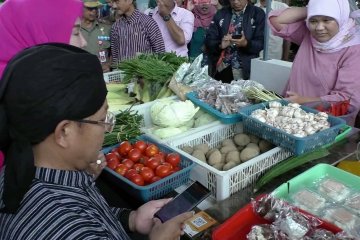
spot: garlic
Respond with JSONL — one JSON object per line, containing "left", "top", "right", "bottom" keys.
{"left": 266, "top": 108, "right": 279, "bottom": 118}
{"left": 304, "top": 126, "right": 316, "bottom": 135}
{"left": 280, "top": 106, "right": 295, "bottom": 117}
{"left": 293, "top": 109, "right": 306, "bottom": 119}
{"left": 269, "top": 101, "right": 282, "bottom": 108}
{"left": 254, "top": 115, "right": 266, "bottom": 122}
{"left": 288, "top": 103, "right": 301, "bottom": 108}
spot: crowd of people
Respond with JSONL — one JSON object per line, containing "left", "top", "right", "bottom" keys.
{"left": 0, "top": 0, "right": 360, "bottom": 239}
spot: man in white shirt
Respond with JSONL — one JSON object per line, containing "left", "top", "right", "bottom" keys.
{"left": 256, "top": 0, "right": 290, "bottom": 60}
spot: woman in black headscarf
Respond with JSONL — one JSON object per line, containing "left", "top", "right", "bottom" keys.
{"left": 0, "top": 43, "right": 192, "bottom": 240}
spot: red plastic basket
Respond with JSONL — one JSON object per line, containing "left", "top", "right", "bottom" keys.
{"left": 212, "top": 195, "right": 342, "bottom": 240}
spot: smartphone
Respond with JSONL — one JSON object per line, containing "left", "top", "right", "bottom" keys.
{"left": 154, "top": 181, "right": 211, "bottom": 223}
{"left": 232, "top": 34, "right": 242, "bottom": 39}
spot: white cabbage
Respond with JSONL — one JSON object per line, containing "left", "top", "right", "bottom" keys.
{"left": 150, "top": 100, "right": 199, "bottom": 127}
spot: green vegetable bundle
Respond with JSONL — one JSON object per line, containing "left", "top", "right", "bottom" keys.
{"left": 117, "top": 53, "right": 187, "bottom": 102}
{"left": 103, "top": 107, "right": 143, "bottom": 147}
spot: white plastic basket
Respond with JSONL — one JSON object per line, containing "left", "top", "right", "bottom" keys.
{"left": 130, "top": 97, "right": 221, "bottom": 145}
{"left": 103, "top": 70, "right": 124, "bottom": 83}
{"left": 170, "top": 123, "right": 293, "bottom": 201}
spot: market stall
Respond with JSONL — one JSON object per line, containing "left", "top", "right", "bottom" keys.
{"left": 97, "top": 50, "right": 360, "bottom": 239}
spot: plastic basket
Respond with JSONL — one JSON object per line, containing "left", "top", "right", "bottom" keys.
{"left": 212, "top": 194, "right": 341, "bottom": 240}
{"left": 170, "top": 123, "right": 293, "bottom": 201}
{"left": 239, "top": 101, "right": 346, "bottom": 155}
{"left": 130, "top": 96, "right": 221, "bottom": 145}
{"left": 186, "top": 91, "right": 243, "bottom": 124}
{"left": 102, "top": 135, "right": 195, "bottom": 202}
{"left": 103, "top": 70, "right": 124, "bottom": 84}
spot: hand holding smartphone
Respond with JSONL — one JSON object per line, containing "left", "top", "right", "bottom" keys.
{"left": 232, "top": 34, "right": 242, "bottom": 39}
{"left": 154, "top": 181, "right": 211, "bottom": 223}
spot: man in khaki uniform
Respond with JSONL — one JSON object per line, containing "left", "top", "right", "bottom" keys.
{"left": 81, "top": 0, "right": 112, "bottom": 72}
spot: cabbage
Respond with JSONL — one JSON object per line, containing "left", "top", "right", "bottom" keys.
{"left": 152, "top": 126, "right": 190, "bottom": 139}
{"left": 150, "top": 100, "right": 199, "bottom": 127}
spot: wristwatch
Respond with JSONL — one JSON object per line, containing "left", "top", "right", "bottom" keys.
{"left": 162, "top": 14, "right": 171, "bottom": 22}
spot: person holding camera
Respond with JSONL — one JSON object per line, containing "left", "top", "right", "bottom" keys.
{"left": 205, "top": 0, "right": 265, "bottom": 82}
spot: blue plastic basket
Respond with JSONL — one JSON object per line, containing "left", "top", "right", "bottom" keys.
{"left": 186, "top": 91, "right": 243, "bottom": 124}
{"left": 239, "top": 101, "right": 346, "bottom": 155}
{"left": 102, "top": 135, "right": 195, "bottom": 202}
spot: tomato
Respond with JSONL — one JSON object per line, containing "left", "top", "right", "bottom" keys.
{"left": 122, "top": 159, "right": 134, "bottom": 169}
{"left": 125, "top": 169, "right": 138, "bottom": 179}
{"left": 117, "top": 141, "right": 132, "bottom": 156}
{"left": 166, "top": 153, "right": 181, "bottom": 167}
{"left": 133, "top": 140, "right": 147, "bottom": 153}
{"left": 172, "top": 166, "right": 181, "bottom": 172}
{"left": 110, "top": 148, "right": 121, "bottom": 159}
{"left": 149, "top": 176, "right": 161, "bottom": 184}
{"left": 129, "top": 174, "right": 145, "bottom": 186}
{"left": 162, "top": 162, "right": 174, "bottom": 170}
{"left": 154, "top": 152, "right": 167, "bottom": 163}
{"left": 106, "top": 153, "right": 120, "bottom": 170}
{"left": 139, "top": 155, "right": 149, "bottom": 164}
{"left": 140, "top": 167, "right": 155, "bottom": 182}
{"left": 128, "top": 148, "right": 142, "bottom": 163}
{"left": 145, "top": 144, "right": 159, "bottom": 157}
{"left": 133, "top": 163, "right": 144, "bottom": 172}
{"left": 115, "top": 164, "right": 129, "bottom": 176}
{"left": 155, "top": 164, "right": 172, "bottom": 178}
{"left": 144, "top": 157, "right": 161, "bottom": 170}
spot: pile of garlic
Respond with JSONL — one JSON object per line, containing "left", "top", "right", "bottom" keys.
{"left": 250, "top": 102, "right": 330, "bottom": 137}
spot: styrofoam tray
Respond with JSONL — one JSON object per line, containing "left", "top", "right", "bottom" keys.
{"left": 170, "top": 122, "right": 293, "bottom": 200}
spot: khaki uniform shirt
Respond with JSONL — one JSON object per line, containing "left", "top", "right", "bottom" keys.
{"left": 81, "top": 21, "right": 111, "bottom": 57}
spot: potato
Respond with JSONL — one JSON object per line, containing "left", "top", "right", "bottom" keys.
{"left": 220, "top": 145, "right": 237, "bottom": 154}
{"left": 249, "top": 134, "right": 260, "bottom": 144}
{"left": 237, "top": 145, "right": 245, "bottom": 152}
{"left": 259, "top": 140, "right": 274, "bottom": 153}
{"left": 226, "top": 151, "right": 241, "bottom": 164}
{"left": 181, "top": 146, "right": 193, "bottom": 155}
{"left": 240, "top": 147, "right": 260, "bottom": 162}
{"left": 233, "top": 133, "right": 251, "bottom": 146}
{"left": 191, "top": 150, "right": 206, "bottom": 162}
{"left": 212, "top": 162, "right": 225, "bottom": 170}
{"left": 246, "top": 143, "right": 260, "bottom": 153}
{"left": 194, "top": 144, "right": 209, "bottom": 155}
{"left": 223, "top": 161, "right": 237, "bottom": 171}
{"left": 205, "top": 148, "right": 217, "bottom": 159}
{"left": 208, "top": 149, "right": 222, "bottom": 165}
{"left": 221, "top": 139, "right": 236, "bottom": 147}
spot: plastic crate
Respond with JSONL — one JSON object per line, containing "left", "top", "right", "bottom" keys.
{"left": 239, "top": 101, "right": 346, "bottom": 155}
{"left": 170, "top": 123, "right": 293, "bottom": 201}
{"left": 103, "top": 70, "right": 124, "bottom": 83}
{"left": 130, "top": 96, "right": 221, "bottom": 145}
{"left": 102, "top": 135, "right": 195, "bottom": 202}
{"left": 212, "top": 194, "right": 341, "bottom": 240}
{"left": 186, "top": 91, "right": 243, "bottom": 124}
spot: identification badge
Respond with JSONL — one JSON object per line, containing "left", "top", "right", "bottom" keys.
{"left": 99, "top": 50, "right": 107, "bottom": 63}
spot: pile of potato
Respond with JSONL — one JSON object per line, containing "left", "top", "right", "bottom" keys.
{"left": 181, "top": 133, "right": 274, "bottom": 171}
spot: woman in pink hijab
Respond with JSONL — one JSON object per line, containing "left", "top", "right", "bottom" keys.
{"left": 269, "top": 0, "right": 360, "bottom": 126}
{"left": 0, "top": 0, "right": 86, "bottom": 171}
{"left": 0, "top": 0, "right": 86, "bottom": 79}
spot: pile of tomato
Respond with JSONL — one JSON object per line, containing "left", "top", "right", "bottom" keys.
{"left": 105, "top": 140, "right": 182, "bottom": 186}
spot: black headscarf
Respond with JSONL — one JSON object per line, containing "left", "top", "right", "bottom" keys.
{"left": 0, "top": 43, "right": 107, "bottom": 213}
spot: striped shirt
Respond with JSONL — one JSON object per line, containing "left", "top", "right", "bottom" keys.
{"left": 111, "top": 9, "right": 165, "bottom": 65}
{"left": 0, "top": 167, "right": 131, "bottom": 240}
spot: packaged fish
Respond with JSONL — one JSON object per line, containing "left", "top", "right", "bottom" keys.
{"left": 344, "top": 193, "right": 360, "bottom": 215}
{"left": 322, "top": 207, "right": 358, "bottom": 231}
{"left": 318, "top": 178, "right": 350, "bottom": 202}
{"left": 291, "top": 189, "right": 326, "bottom": 214}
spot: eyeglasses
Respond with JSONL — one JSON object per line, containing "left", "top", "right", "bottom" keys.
{"left": 76, "top": 111, "right": 116, "bottom": 133}
{"left": 86, "top": 7, "right": 99, "bottom": 11}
